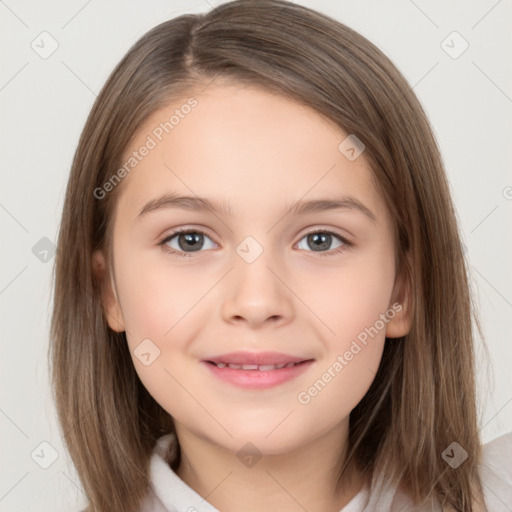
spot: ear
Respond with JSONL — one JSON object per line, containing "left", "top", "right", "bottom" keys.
{"left": 92, "top": 250, "right": 126, "bottom": 332}
{"left": 385, "top": 256, "right": 413, "bottom": 339}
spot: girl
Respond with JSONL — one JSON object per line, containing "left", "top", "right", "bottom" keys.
{"left": 49, "top": 1, "right": 511, "bottom": 511}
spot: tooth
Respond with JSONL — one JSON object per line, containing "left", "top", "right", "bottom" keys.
{"left": 258, "top": 364, "right": 277, "bottom": 371}
{"left": 216, "top": 362, "right": 227, "bottom": 368}
{"left": 284, "top": 362, "right": 296, "bottom": 368}
{"left": 275, "top": 363, "right": 287, "bottom": 369}
{"left": 241, "top": 364, "right": 258, "bottom": 370}
{"left": 227, "top": 363, "right": 241, "bottom": 369}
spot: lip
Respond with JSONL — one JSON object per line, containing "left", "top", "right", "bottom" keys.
{"left": 205, "top": 351, "right": 308, "bottom": 366}
{"left": 202, "top": 351, "right": 315, "bottom": 389}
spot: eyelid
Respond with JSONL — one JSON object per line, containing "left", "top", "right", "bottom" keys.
{"left": 158, "top": 225, "right": 352, "bottom": 244}
{"left": 158, "top": 227, "right": 219, "bottom": 249}
{"left": 157, "top": 225, "right": 353, "bottom": 258}
{"left": 299, "top": 226, "right": 352, "bottom": 242}
{"left": 158, "top": 225, "right": 218, "bottom": 243}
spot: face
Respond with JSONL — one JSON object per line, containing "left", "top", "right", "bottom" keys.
{"left": 94, "top": 81, "right": 410, "bottom": 456}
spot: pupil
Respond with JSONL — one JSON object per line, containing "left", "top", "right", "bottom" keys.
{"left": 309, "top": 233, "right": 330, "bottom": 251}
{"left": 179, "top": 232, "right": 203, "bottom": 252}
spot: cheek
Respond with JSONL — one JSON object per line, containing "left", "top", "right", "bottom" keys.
{"left": 293, "top": 248, "right": 394, "bottom": 407}
{"left": 300, "top": 247, "right": 396, "bottom": 348}
{"left": 114, "top": 255, "right": 208, "bottom": 425}
{"left": 115, "top": 251, "right": 212, "bottom": 343}
{"left": 296, "top": 263, "right": 394, "bottom": 409}
{"left": 295, "top": 339, "right": 385, "bottom": 429}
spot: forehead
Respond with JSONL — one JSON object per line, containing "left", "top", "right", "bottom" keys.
{"left": 114, "top": 83, "right": 385, "bottom": 223}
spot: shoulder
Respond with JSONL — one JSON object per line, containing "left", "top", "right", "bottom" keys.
{"left": 480, "top": 430, "right": 512, "bottom": 510}
{"left": 378, "top": 432, "right": 512, "bottom": 512}
{"left": 481, "top": 430, "right": 512, "bottom": 478}
{"left": 482, "top": 430, "right": 512, "bottom": 462}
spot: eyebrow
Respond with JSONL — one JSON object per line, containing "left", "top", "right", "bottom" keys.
{"left": 136, "top": 193, "right": 377, "bottom": 222}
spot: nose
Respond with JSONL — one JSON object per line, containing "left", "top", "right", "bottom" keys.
{"left": 220, "top": 250, "right": 295, "bottom": 329}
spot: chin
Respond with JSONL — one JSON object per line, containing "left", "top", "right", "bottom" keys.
{"left": 215, "top": 421, "right": 313, "bottom": 456}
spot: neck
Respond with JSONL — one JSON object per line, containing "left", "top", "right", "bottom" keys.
{"left": 174, "top": 423, "right": 366, "bottom": 512}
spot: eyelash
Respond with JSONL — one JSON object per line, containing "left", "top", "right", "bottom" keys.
{"left": 158, "top": 228, "right": 352, "bottom": 258}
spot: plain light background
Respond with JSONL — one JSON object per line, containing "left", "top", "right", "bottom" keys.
{"left": 1, "top": 0, "right": 511, "bottom": 510}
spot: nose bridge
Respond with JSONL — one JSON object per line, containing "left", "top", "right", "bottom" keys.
{"left": 233, "top": 233, "right": 281, "bottom": 298}
{"left": 220, "top": 233, "right": 294, "bottom": 327}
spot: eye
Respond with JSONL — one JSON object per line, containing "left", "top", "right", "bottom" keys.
{"left": 158, "top": 228, "right": 351, "bottom": 258}
{"left": 296, "top": 230, "right": 351, "bottom": 256}
{"left": 159, "top": 229, "right": 217, "bottom": 257}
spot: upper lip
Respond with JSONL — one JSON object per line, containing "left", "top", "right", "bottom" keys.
{"left": 204, "top": 351, "right": 312, "bottom": 366}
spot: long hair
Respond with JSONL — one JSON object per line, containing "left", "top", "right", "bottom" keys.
{"left": 49, "top": 1, "right": 485, "bottom": 510}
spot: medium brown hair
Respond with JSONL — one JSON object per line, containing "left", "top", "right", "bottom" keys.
{"left": 49, "top": 1, "right": 485, "bottom": 510}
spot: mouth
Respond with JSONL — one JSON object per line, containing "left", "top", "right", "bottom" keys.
{"left": 205, "top": 360, "right": 310, "bottom": 371}
{"left": 201, "top": 351, "right": 315, "bottom": 389}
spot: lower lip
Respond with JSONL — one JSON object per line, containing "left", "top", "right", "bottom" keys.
{"left": 202, "top": 360, "right": 314, "bottom": 389}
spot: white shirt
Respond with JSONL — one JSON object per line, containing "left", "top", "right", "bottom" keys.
{"left": 139, "top": 431, "right": 512, "bottom": 511}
